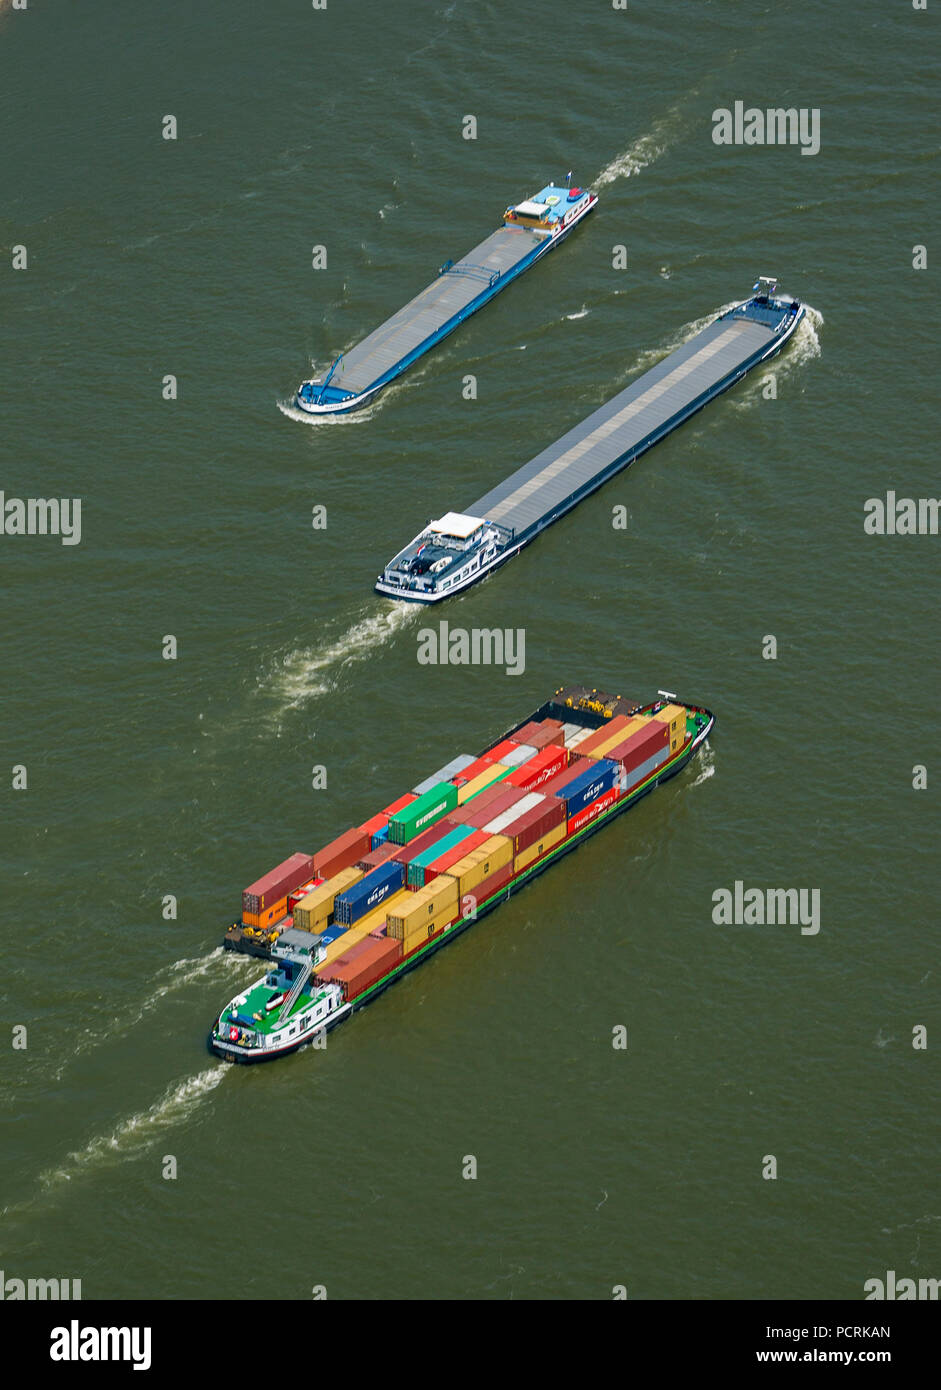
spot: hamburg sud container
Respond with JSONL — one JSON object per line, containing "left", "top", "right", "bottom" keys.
{"left": 388, "top": 781, "right": 458, "bottom": 845}
{"left": 334, "top": 860, "right": 406, "bottom": 925}
{"left": 550, "top": 759, "right": 620, "bottom": 817}
{"left": 505, "top": 743, "right": 568, "bottom": 790}
{"left": 242, "top": 853, "right": 316, "bottom": 927}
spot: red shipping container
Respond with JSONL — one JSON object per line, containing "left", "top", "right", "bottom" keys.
{"left": 318, "top": 934, "right": 403, "bottom": 1000}
{"left": 312, "top": 827, "right": 371, "bottom": 882}
{"left": 421, "top": 828, "right": 489, "bottom": 883}
{"left": 568, "top": 785, "right": 619, "bottom": 836}
{"left": 605, "top": 720, "right": 668, "bottom": 773}
{"left": 511, "top": 718, "right": 566, "bottom": 750}
{"left": 382, "top": 792, "right": 416, "bottom": 817}
{"left": 455, "top": 860, "right": 515, "bottom": 918}
{"left": 358, "top": 811, "right": 389, "bottom": 838}
{"left": 500, "top": 797, "right": 567, "bottom": 855}
{"left": 243, "top": 852, "right": 315, "bottom": 916}
{"left": 447, "top": 782, "right": 513, "bottom": 826}
{"left": 506, "top": 743, "right": 568, "bottom": 790}
{"left": 356, "top": 843, "right": 402, "bottom": 873}
{"left": 483, "top": 737, "right": 521, "bottom": 762}
{"left": 540, "top": 756, "right": 592, "bottom": 801}
{"left": 460, "top": 783, "right": 532, "bottom": 830}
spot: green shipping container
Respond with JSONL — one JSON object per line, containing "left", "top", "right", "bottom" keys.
{"left": 388, "top": 781, "right": 458, "bottom": 845}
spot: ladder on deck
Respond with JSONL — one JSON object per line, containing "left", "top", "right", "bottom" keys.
{"left": 278, "top": 961, "right": 313, "bottom": 1022}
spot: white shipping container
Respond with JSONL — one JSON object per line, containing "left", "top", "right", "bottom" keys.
{"left": 501, "top": 742, "right": 538, "bottom": 768}
{"left": 483, "top": 791, "right": 546, "bottom": 836}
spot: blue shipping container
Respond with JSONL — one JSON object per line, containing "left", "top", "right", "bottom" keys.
{"left": 334, "top": 860, "right": 406, "bottom": 924}
{"left": 318, "top": 924, "right": 347, "bottom": 946}
{"left": 555, "top": 759, "right": 619, "bottom": 815}
{"left": 371, "top": 825, "right": 391, "bottom": 850}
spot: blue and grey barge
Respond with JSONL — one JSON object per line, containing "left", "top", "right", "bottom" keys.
{"left": 295, "top": 180, "right": 597, "bottom": 416}
{"left": 375, "top": 279, "right": 805, "bottom": 601}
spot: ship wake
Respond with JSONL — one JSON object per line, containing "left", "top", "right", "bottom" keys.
{"left": 271, "top": 602, "right": 419, "bottom": 709}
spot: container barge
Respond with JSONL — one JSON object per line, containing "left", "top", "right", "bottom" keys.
{"left": 375, "top": 278, "right": 804, "bottom": 601}
{"left": 210, "top": 686, "right": 714, "bottom": 1063}
{"left": 294, "top": 178, "right": 597, "bottom": 416}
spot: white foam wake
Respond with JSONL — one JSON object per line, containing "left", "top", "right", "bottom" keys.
{"left": 273, "top": 603, "right": 419, "bottom": 708}
{"left": 37, "top": 1068, "right": 227, "bottom": 1194}
{"left": 51, "top": 948, "right": 254, "bottom": 1081}
{"left": 690, "top": 741, "right": 715, "bottom": 787}
{"left": 594, "top": 105, "right": 687, "bottom": 187}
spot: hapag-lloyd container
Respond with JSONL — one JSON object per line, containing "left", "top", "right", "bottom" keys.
{"left": 312, "top": 828, "right": 371, "bottom": 881}
{"left": 506, "top": 743, "right": 568, "bottom": 790}
{"left": 334, "top": 860, "right": 407, "bottom": 924}
{"left": 568, "top": 785, "right": 620, "bottom": 836}
{"left": 242, "top": 853, "right": 316, "bottom": 917}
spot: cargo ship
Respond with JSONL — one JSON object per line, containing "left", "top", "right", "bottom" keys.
{"left": 294, "top": 179, "right": 597, "bottom": 416}
{"left": 375, "top": 278, "right": 805, "bottom": 600}
{"left": 210, "top": 686, "right": 714, "bottom": 1063}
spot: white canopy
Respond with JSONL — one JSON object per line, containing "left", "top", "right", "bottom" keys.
{"left": 428, "top": 512, "right": 485, "bottom": 539}
{"left": 513, "top": 200, "right": 550, "bottom": 217}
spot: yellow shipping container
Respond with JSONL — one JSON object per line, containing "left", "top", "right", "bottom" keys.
{"left": 292, "top": 865, "right": 364, "bottom": 932}
{"left": 456, "top": 763, "right": 510, "bottom": 805}
{"left": 652, "top": 703, "right": 686, "bottom": 739}
{"left": 387, "top": 873, "right": 459, "bottom": 940}
{"left": 440, "top": 834, "right": 514, "bottom": 899}
{"left": 314, "top": 891, "right": 407, "bottom": 971}
{"left": 402, "top": 902, "right": 458, "bottom": 953}
{"left": 581, "top": 717, "right": 646, "bottom": 761}
{"left": 513, "top": 819, "right": 567, "bottom": 874}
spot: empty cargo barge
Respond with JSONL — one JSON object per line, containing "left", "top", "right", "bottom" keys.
{"left": 211, "top": 685, "right": 714, "bottom": 1062}
{"left": 375, "top": 278, "right": 805, "bottom": 600}
{"left": 294, "top": 179, "right": 597, "bottom": 415}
